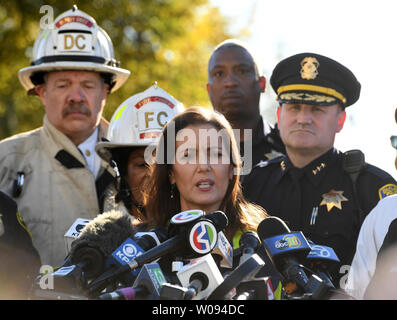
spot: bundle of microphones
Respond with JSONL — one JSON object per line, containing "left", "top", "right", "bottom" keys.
{"left": 30, "top": 209, "right": 352, "bottom": 300}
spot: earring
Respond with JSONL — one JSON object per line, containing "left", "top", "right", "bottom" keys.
{"left": 170, "top": 184, "right": 175, "bottom": 199}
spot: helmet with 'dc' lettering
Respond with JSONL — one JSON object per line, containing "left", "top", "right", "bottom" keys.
{"left": 18, "top": 5, "right": 130, "bottom": 94}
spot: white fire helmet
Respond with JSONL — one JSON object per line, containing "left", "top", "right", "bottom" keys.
{"left": 95, "top": 83, "right": 185, "bottom": 162}
{"left": 18, "top": 5, "right": 130, "bottom": 94}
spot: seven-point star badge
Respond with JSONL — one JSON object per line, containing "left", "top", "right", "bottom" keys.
{"left": 320, "top": 189, "right": 348, "bottom": 212}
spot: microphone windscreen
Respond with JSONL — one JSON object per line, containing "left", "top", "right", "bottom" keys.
{"left": 239, "top": 231, "right": 260, "bottom": 250}
{"left": 257, "top": 216, "right": 291, "bottom": 240}
{"left": 70, "top": 210, "right": 138, "bottom": 259}
{"left": 206, "top": 211, "right": 228, "bottom": 231}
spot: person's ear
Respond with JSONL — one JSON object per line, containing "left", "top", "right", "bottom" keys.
{"left": 103, "top": 83, "right": 110, "bottom": 98}
{"left": 259, "top": 76, "right": 266, "bottom": 93}
{"left": 35, "top": 84, "right": 46, "bottom": 100}
{"left": 276, "top": 105, "right": 282, "bottom": 125}
{"left": 336, "top": 110, "right": 347, "bottom": 132}
{"left": 229, "top": 164, "right": 234, "bottom": 181}
{"left": 169, "top": 169, "right": 176, "bottom": 185}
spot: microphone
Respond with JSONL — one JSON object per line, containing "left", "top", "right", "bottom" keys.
{"left": 42, "top": 262, "right": 88, "bottom": 294}
{"left": 87, "top": 226, "right": 168, "bottom": 295}
{"left": 235, "top": 277, "right": 272, "bottom": 300}
{"left": 211, "top": 231, "right": 233, "bottom": 269}
{"left": 227, "top": 231, "right": 276, "bottom": 300}
{"left": 257, "top": 217, "right": 329, "bottom": 299}
{"left": 94, "top": 210, "right": 228, "bottom": 287}
{"left": 69, "top": 210, "right": 139, "bottom": 280}
{"left": 237, "top": 231, "right": 286, "bottom": 300}
{"left": 238, "top": 231, "right": 261, "bottom": 265}
{"left": 99, "top": 262, "right": 167, "bottom": 300}
{"left": 176, "top": 254, "right": 224, "bottom": 300}
{"left": 205, "top": 210, "right": 229, "bottom": 232}
{"left": 257, "top": 217, "right": 311, "bottom": 288}
{"left": 207, "top": 253, "right": 265, "bottom": 300}
{"left": 305, "top": 244, "right": 340, "bottom": 289}
{"left": 98, "top": 286, "right": 147, "bottom": 300}
{"left": 64, "top": 218, "right": 91, "bottom": 254}
{"left": 104, "top": 226, "right": 168, "bottom": 283}
{"left": 134, "top": 227, "right": 167, "bottom": 247}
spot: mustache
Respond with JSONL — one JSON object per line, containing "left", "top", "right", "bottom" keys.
{"left": 221, "top": 90, "right": 243, "bottom": 98}
{"left": 291, "top": 124, "right": 315, "bottom": 132}
{"left": 62, "top": 103, "right": 91, "bottom": 117}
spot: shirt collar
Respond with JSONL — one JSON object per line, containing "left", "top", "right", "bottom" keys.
{"left": 78, "top": 127, "right": 99, "bottom": 152}
{"left": 278, "top": 148, "right": 338, "bottom": 185}
{"left": 78, "top": 127, "right": 100, "bottom": 178}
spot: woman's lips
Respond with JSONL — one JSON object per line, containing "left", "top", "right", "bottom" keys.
{"left": 196, "top": 179, "right": 214, "bottom": 191}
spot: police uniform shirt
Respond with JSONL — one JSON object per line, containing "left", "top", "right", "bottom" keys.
{"left": 240, "top": 116, "right": 285, "bottom": 170}
{"left": 242, "top": 148, "right": 397, "bottom": 285}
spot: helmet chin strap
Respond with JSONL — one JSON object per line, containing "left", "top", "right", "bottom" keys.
{"left": 115, "top": 175, "right": 146, "bottom": 218}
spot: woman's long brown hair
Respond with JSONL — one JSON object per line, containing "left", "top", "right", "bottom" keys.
{"left": 143, "top": 107, "right": 268, "bottom": 241}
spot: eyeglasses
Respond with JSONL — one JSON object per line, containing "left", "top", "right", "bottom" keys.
{"left": 391, "top": 135, "right": 397, "bottom": 149}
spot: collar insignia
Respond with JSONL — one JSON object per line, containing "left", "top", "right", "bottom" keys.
{"left": 320, "top": 189, "right": 348, "bottom": 212}
{"left": 312, "top": 162, "right": 326, "bottom": 175}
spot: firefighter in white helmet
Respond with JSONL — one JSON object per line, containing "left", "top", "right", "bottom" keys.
{"left": 0, "top": 6, "right": 130, "bottom": 268}
{"left": 95, "top": 83, "right": 184, "bottom": 220}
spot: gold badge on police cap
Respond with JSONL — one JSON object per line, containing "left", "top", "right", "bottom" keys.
{"left": 320, "top": 189, "right": 348, "bottom": 212}
{"left": 300, "top": 57, "right": 320, "bottom": 80}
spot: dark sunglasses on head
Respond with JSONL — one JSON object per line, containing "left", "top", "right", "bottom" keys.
{"left": 391, "top": 135, "right": 397, "bottom": 149}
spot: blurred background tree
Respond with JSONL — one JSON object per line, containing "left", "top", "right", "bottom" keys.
{"left": 0, "top": 0, "right": 236, "bottom": 139}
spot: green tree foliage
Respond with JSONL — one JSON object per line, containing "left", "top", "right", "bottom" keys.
{"left": 0, "top": 0, "right": 234, "bottom": 139}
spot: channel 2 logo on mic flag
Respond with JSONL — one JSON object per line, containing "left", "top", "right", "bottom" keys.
{"left": 171, "top": 209, "right": 204, "bottom": 224}
{"left": 189, "top": 221, "right": 217, "bottom": 255}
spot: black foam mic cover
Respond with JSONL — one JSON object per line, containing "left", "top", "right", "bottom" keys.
{"left": 205, "top": 211, "right": 229, "bottom": 231}
{"left": 257, "top": 216, "right": 291, "bottom": 239}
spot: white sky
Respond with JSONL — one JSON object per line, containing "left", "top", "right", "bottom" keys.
{"left": 210, "top": 0, "right": 397, "bottom": 179}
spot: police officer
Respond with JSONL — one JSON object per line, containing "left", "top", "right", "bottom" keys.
{"left": 345, "top": 107, "right": 397, "bottom": 299}
{"left": 95, "top": 83, "right": 184, "bottom": 220}
{"left": 0, "top": 6, "right": 130, "bottom": 268}
{"left": 207, "top": 39, "right": 285, "bottom": 173}
{"left": 243, "top": 52, "right": 397, "bottom": 287}
{"left": 0, "top": 191, "right": 41, "bottom": 299}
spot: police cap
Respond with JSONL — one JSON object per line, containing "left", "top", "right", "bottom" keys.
{"left": 270, "top": 52, "right": 361, "bottom": 108}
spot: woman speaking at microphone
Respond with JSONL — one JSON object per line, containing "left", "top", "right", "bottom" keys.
{"left": 143, "top": 106, "right": 268, "bottom": 247}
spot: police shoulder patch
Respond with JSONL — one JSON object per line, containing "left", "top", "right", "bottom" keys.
{"left": 378, "top": 184, "right": 397, "bottom": 199}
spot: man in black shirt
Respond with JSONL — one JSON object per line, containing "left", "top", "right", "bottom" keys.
{"left": 243, "top": 52, "right": 397, "bottom": 287}
{"left": 207, "top": 40, "right": 285, "bottom": 175}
